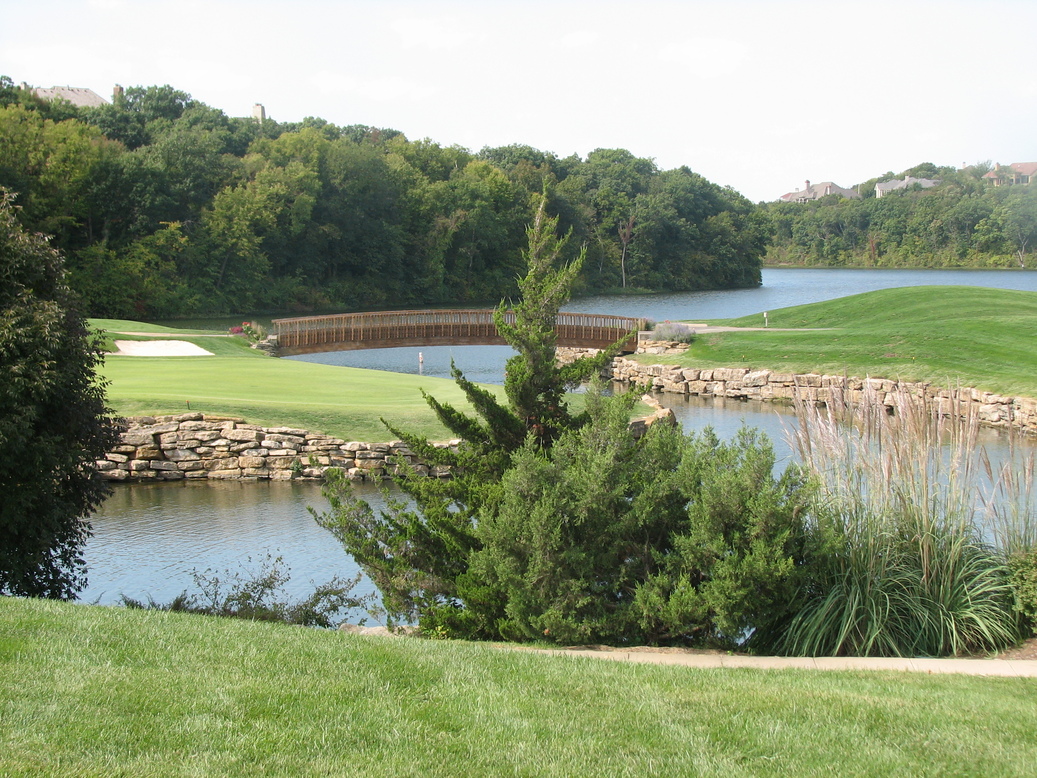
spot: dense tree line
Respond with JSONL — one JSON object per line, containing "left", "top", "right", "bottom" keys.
{"left": 0, "top": 77, "right": 764, "bottom": 318}
{"left": 764, "top": 162, "right": 1037, "bottom": 268}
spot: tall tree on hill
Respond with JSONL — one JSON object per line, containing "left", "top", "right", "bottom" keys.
{"left": 0, "top": 189, "right": 119, "bottom": 598}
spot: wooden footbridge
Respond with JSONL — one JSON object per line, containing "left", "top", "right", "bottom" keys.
{"left": 272, "top": 309, "right": 646, "bottom": 356}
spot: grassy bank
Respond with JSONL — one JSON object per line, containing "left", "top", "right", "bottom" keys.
{"left": 2, "top": 597, "right": 1035, "bottom": 776}
{"left": 657, "top": 286, "right": 1037, "bottom": 399}
{"left": 92, "top": 320, "right": 502, "bottom": 442}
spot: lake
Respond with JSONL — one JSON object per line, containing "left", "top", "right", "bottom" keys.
{"left": 82, "top": 267, "right": 1037, "bottom": 607}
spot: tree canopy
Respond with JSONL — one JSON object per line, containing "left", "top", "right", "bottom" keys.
{"left": 0, "top": 76, "right": 764, "bottom": 318}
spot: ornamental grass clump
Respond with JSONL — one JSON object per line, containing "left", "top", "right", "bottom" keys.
{"left": 776, "top": 381, "right": 1019, "bottom": 657}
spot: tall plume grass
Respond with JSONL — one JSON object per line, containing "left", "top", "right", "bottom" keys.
{"left": 776, "top": 380, "right": 1020, "bottom": 657}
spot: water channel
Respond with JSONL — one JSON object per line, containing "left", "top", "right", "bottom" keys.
{"left": 82, "top": 268, "right": 1037, "bottom": 607}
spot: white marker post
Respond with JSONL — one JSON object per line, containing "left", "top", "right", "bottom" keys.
{"left": 764, "top": 312, "right": 768, "bottom": 328}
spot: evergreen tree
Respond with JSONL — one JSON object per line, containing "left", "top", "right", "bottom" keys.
{"left": 314, "top": 195, "right": 624, "bottom": 630}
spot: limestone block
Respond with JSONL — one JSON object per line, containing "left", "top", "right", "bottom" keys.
{"left": 713, "top": 368, "right": 748, "bottom": 382}
{"left": 342, "top": 442, "right": 368, "bottom": 452}
{"left": 267, "top": 448, "right": 297, "bottom": 457}
{"left": 112, "top": 444, "right": 137, "bottom": 454}
{"left": 140, "top": 421, "right": 181, "bottom": 435}
{"left": 354, "top": 450, "right": 385, "bottom": 459}
{"left": 207, "top": 469, "right": 243, "bottom": 479}
{"left": 230, "top": 443, "right": 258, "bottom": 453}
{"left": 95, "top": 459, "right": 117, "bottom": 471}
{"left": 159, "top": 433, "right": 179, "bottom": 447}
{"left": 103, "top": 469, "right": 130, "bottom": 481}
{"left": 156, "top": 470, "right": 185, "bottom": 481}
{"left": 239, "top": 448, "right": 270, "bottom": 457}
{"left": 346, "top": 468, "right": 367, "bottom": 481}
{"left": 179, "top": 420, "right": 222, "bottom": 431}
{"left": 135, "top": 446, "right": 162, "bottom": 460}
{"left": 267, "top": 427, "right": 309, "bottom": 437}
{"left": 175, "top": 439, "right": 201, "bottom": 449}
{"left": 150, "top": 460, "right": 179, "bottom": 471}
{"left": 699, "top": 369, "right": 714, "bottom": 381}
{"left": 269, "top": 457, "right": 300, "bottom": 470}
{"left": 225, "top": 429, "right": 263, "bottom": 442}
{"left": 686, "top": 381, "right": 708, "bottom": 395}
{"left": 176, "top": 412, "right": 204, "bottom": 422}
{"left": 329, "top": 456, "right": 356, "bottom": 469}
{"left": 195, "top": 446, "right": 215, "bottom": 456}
{"left": 263, "top": 433, "right": 304, "bottom": 447}
{"left": 207, "top": 457, "right": 238, "bottom": 470}
{"left": 743, "top": 370, "right": 771, "bottom": 387}
{"left": 238, "top": 455, "right": 267, "bottom": 469}
{"left": 795, "top": 374, "right": 822, "bottom": 388}
{"left": 176, "top": 461, "right": 206, "bottom": 471}
{"left": 105, "top": 452, "right": 130, "bottom": 463}
{"left": 680, "top": 368, "right": 701, "bottom": 381}
{"left": 120, "top": 429, "right": 154, "bottom": 448}
{"left": 356, "top": 459, "right": 386, "bottom": 470}
{"left": 242, "top": 468, "right": 272, "bottom": 478}
{"left": 302, "top": 467, "right": 325, "bottom": 478}
{"left": 194, "top": 430, "right": 222, "bottom": 442}
{"left": 270, "top": 470, "right": 294, "bottom": 481}
{"left": 769, "top": 373, "right": 795, "bottom": 385}
{"left": 166, "top": 449, "right": 200, "bottom": 462}
{"left": 129, "top": 460, "right": 153, "bottom": 472}
{"left": 185, "top": 470, "right": 209, "bottom": 479}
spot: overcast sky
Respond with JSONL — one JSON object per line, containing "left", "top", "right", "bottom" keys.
{"left": 4, "top": 0, "right": 1034, "bottom": 202}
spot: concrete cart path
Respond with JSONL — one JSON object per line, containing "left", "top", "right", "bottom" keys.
{"left": 512, "top": 647, "right": 1037, "bottom": 677}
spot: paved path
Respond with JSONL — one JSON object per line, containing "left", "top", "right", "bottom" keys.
{"left": 515, "top": 647, "right": 1037, "bottom": 677}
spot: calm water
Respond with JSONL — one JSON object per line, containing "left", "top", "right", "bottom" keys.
{"left": 83, "top": 268, "right": 1037, "bottom": 606}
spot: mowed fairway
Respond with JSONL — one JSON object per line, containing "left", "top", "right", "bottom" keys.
{"left": 95, "top": 320, "right": 499, "bottom": 442}
{"left": 659, "top": 286, "right": 1037, "bottom": 399}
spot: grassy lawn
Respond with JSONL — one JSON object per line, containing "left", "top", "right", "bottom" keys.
{"left": 92, "top": 319, "right": 503, "bottom": 442}
{"left": 654, "top": 286, "right": 1037, "bottom": 399}
{"left": 2, "top": 597, "right": 1035, "bottom": 777}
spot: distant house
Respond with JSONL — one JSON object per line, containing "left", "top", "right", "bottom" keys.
{"left": 983, "top": 162, "right": 1037, "bottom": 187}
{"left": 874, "top": 176, "right": 941, "bottom": 198}
{"left": 778, "top": 180, "right": 860, "bottom": 203}
{"left": 29, "top": 85, "right": 111, "bottom": 108}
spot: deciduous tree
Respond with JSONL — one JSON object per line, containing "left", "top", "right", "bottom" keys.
{"left": 0, "top": 190, "right": 119, "bottom": 598}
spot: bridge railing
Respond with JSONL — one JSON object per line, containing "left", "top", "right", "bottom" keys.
{"left": 272, "top": 309, "right": 646, "bottom": 353}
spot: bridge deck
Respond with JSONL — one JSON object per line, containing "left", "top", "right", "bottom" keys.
{"left": 272, "top": 309, "right": 645, "bottom": 355}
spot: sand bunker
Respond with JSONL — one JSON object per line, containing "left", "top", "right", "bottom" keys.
{"left": 112, "top": 340, "right": 214, "bottom": 357}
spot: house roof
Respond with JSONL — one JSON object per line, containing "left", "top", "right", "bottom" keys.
{"left": 875, "top": 176, "right": 940, "bottom": 196}
{"left": 1010, "top": 162, "right": 1037, "bottom": 177}
{"left": 32, "top": 86, "right": 109, "bottom": 108}
{"left": 779, "top": 181, "right": 860, "bottom": 202}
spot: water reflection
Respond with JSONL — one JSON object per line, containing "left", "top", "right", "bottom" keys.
{"left": 83, "top": 479, "right": 384, "bottom": 610}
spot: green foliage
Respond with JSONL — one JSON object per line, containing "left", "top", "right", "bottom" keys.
{"left": 316, "top": 197, "right": 800, "bottom": 646}
{"left": 315, "top": 197, "right": 621, "bottom": 631}
{"left": 1007, "top": 551, "right": 1037, "bottom": 637}
{"left": 120, "top": 553, "right": 373, "bottom": 628}
{"left": 470, "top": 391, "right": 809, "bottom": 647}
{"left": 764, "top": 163, "right": 1037, "bottom": 268}
{"left": 0, "top": 189, "right": 119, "bottom": 598}
{"left": 774, "top": 385, "right": 1020, "bottom": 657}
{"left": 1, "top": 77, "right": 764, "bottom": 317}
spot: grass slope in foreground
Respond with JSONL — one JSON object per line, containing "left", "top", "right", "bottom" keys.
{"left": 93, "top": 319, "right": 503, "bottom": 442}
{"left": 2, "top": 598, "right": 1036, "bottom": 777}
{"left": 659, "top": 286, "right": 1037, "bottom": 399}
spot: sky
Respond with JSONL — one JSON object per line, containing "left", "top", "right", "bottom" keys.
{"left": 4, "top": 0, "right": 1035, "bottom": 203}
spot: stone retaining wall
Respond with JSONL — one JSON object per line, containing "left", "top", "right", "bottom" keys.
{"left": 97, "top": 413, "right": 460, "bottom": 483}
{"left": 609, "top": 357, "right": 1037, "bottom": 434}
